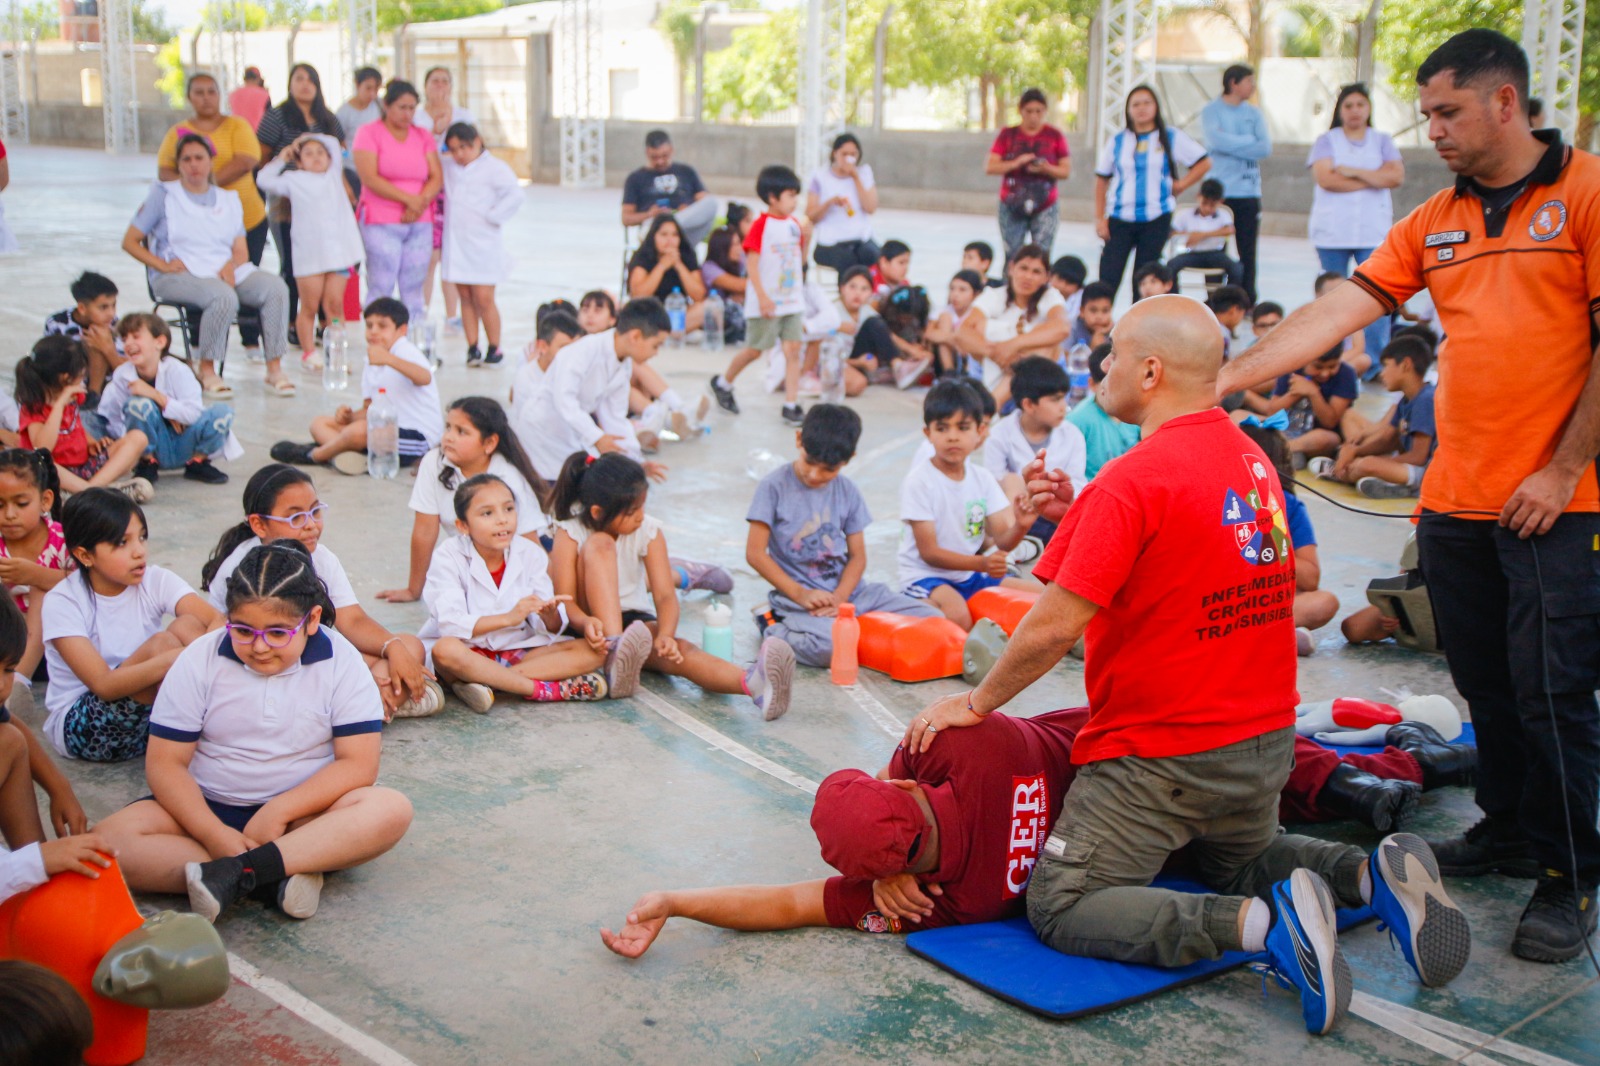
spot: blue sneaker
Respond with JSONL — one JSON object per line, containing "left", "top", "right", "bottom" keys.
{"left": 1264, "top": 869, "right": 1350, "bottom": 1035}
{"left": 1369, "top": 832, "right": 1471, "bottom": 986}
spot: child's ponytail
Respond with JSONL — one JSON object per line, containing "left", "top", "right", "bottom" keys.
{"left": 224, "top": 540, "right": 337, "bottom": 629}
{"left": 201, "top": 463, "right": 316, "bottom": 588}
{"left": 550, "top": 451, "right": 648, "bottom": 532}
{"left": 0, "top": 448, "right": 63, "bottom": 520}
{"left": 14, "top": 336, "right": 88, "bottom": 411}
{"left": 442, "top": 397, "right": 552, "bottom": 512}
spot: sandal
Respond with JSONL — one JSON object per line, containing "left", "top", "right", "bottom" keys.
{"left": 266, "top": 377, "right": 297, "bottom": 397}
{"left": 201, "top": 377, "right": 234, "bottom": 399}
{"left": 300, "top": 352, "right": 324, "bottom": 372}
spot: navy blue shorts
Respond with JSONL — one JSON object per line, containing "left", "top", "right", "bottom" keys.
{"left": 132, "top": 794, "right": 263, "bottom": 832}
{"left": 905, "top": 572, "right": 1002, "bottom": 602}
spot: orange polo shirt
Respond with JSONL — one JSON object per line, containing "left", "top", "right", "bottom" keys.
{"left": 1352, "top": 132, "right": 1600, "bottom": 518}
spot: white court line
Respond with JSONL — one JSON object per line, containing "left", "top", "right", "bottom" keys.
{"left": 845, "top": 681, "right": 908, "bottom": 741}
{"left": 1350, "top": 994, "right": 1502, "bottom": 1066}
{"left": 1351, "top": 992, "right": 1581, "bottom": 1066}
{"left": 853, "top": 428, "right": 926, "bottom": 469}
{"left": 632, "top": 687, "right": 819, "bottom": 794}
{"left": 227, "top": 952, "right": 421, "bottom": 1066}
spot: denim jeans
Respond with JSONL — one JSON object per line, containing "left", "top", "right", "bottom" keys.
{"left": 124, "top": 396, "right": 234, "bottom": 468}
{"left": 1317, "top": 247, "right": 1391, "bottom": 370}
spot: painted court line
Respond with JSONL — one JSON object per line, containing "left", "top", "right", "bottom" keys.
{"left": 854, "top": 428, "right": 926, "bottom": 469}
{"left": 845, "top": 681, "right": 908, "bottom": 741}
{"left": 227, "top": 952, "right": 421, "bottom": 1066}
{"left": 1350, "top": 994, "right": 1501, "bottom": 1066}
{"left": 632, "top": 687, "right": 819, "bottom": 794}
{"left": 1351, "top": 992, "right": 1581, "bottom": 1066}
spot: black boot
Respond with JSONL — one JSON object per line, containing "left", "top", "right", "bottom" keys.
{"left": 1512, "top": 872, "right": 1598, "bottom": 963}
{"left": 1427, "top": 815, "right": 1540, "bottom": 878}
{"left": 1317, "top": 763, "right": 1421, "bottom": 832}
{"left": 1385, "top": 722, "right": 1478, "bottom": 790}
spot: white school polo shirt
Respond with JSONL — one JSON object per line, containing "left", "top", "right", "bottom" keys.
{"left": 207, "top": 539, "right": 360, "bottom": 613}
{"left": 148, "top": 627, "right": 384, "bottom": 807}
{"left": 983, "top": 411, "right": 1088, "bottom": 495}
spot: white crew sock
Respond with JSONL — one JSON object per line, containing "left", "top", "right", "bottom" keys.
{"left": 658, "top": 388, "right": 685, "bottom": 412}
{"left": 1241, "top": 897, "right": 1271, "bottom": 953}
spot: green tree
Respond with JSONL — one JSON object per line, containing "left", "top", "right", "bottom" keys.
{"left": 130, "top": 0, "right": 177, "bottom": 42}
{"left": 156, "top": 37, "right": 188, "bottom": 107}
{"left": 16, "top": 0, "right": 60, "bottom": 40}
{"left": 374, "top": 0, "right": 501, "bottom": 32}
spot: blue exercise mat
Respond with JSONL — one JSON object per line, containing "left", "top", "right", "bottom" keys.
{"left": 905, "top": 877, "right": 1375, "bottom": 1021}
{"left": 1317, "top": 721, "right": 1475, "bottom": 758}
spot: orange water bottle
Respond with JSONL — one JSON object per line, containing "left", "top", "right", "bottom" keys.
{"left": 831, "top": 603, "right": 860, "bottom": 685}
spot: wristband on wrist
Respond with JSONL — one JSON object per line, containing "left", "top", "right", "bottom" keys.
{"left": 379, "top": 636, "right": 401, "bottom": 658}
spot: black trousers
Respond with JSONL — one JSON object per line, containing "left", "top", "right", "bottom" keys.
{"left": 236, "top": 219, "right": 269, "bottom": 348}
{"left": 1225, "top": 197, "right": 1261, "bottom": 303}
{"left": 813, "top": 239, "right": 880, "bottom": 274}
{"left": 1416, "top": 511, "right": 1600, "bottom": 881}
{"left": 1099, "top": 214, "right": 1170, "bottom": 302}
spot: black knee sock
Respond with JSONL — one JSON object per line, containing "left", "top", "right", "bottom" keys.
{"left": 237, "top": 842, "right": 286, "bottom": 892}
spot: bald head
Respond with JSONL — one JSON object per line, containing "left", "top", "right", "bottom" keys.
{"left": 1100, "top": 295, "right": 1226, "bottom": 428}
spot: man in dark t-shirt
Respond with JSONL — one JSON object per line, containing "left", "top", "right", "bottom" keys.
{"left": 621, "top": 129, "right": 718, "bottom": 246}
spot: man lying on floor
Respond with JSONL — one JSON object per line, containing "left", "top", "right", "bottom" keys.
{"left": 599, "top": 703, "right": 1474, "bottom": 956}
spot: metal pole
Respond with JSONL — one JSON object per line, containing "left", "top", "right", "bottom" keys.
{"left": 695, "top": 4, "right": 711, "bottom": 123}
{"left": 872, "top": 4, "right": 892, "bottom": 132}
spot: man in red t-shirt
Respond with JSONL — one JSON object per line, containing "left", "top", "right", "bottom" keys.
{"left": 599, "top": 708, "right": 1085, "bottom": 957}
{"left": 907, "top": 296, "right": 1470, "bottom": 1035}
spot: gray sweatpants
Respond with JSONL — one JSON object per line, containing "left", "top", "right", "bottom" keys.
{"left": 150, "top": 268, "right": 289, "bottom": 367}
{"left": 1025, "top": 726, "right": 1367, "bottom": 967}
{"left": 766, "top": 581, "right": 941, "bottom": 668}
{"left": 674, "top": 195, "right": 720, "bottom": 247}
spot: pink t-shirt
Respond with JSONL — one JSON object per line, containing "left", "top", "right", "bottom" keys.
{"left": 354, "top": 123, "right": 435, "bottom": 227}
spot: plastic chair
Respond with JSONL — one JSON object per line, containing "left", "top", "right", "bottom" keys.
{"left": 1164, "top": 233, "right": 1231, "bottom": 299}
{"left": 146, "top": 273, "right": 260, "bottom": 375}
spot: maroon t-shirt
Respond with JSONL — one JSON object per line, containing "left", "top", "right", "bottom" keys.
{"left": 823, "top": 708, "right": 1086, "bottom": 934}
{"left": 991, "top": 124, "right": 1070, "bottom": 208}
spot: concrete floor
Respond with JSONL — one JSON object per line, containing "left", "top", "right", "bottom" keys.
{"left": 2, "top": 146, "right": 1596, "bottom": 1066}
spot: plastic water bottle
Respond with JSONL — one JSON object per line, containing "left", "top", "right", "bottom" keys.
{"left": 1066, "top": 343, "right": 1091, "bottom": 406}
{"left": 830, "top": 603, "right": 860, "bottom": 686}
{"left": 366, "top": 388, "right": 400, "bottom": 480}
{"left": 701, "top": 598, "right": 734, "bottom": 661}
{"left": 665, "top": 288, "right": 688, "bottom": 348}
{"left": 423, "top": 310, "right": 443, "bottom": 368}
{"left": 702, "top": 291, "right": 724, "bottom": 352}
{"left": 819, "top": 344, "right": 846, "bottom": 404}
{"left": 321, "top": 319, "right": 349, "bottom": 391}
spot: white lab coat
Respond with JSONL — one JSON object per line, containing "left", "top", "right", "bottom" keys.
{"left": 517, "top": 329, "right": 640, "bottom": 480}
{"left": 254, "top": 136, "right": 364, "bottom": 277}
{"left": 420, "top": 534, "right": 568, "bottom": 653}
{"left": 440, "top": 151, "right": 522, "bottom": 285}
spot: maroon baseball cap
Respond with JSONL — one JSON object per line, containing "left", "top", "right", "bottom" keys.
{"left": 810, "top": 769, "right": 927, "bottom": 879}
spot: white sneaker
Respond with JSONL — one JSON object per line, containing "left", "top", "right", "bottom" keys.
{"left": 797, "top": 373, "right": 823, "bottom": 398}
{"left": 1296, "top": 626, "right": 1315, "bottom": 657}
{"left": 1307, "top": 457, "right": 1336, "bottom": 479}
{"left": 894, "top": 357, "right": 932, "bottom": 390}
{"left": 603, "top": 621, "right": 652, "bottom": 699}
{"left": 113, "top": 476, "right": 155, "bottom": 504}
{"left": 277, "top": 872, "right": 324, "bottom": 920}
{"left": 330, "top": 452, "right": 368, "bottom": 477}
{"left": 451, "top": 681, "right": 495, "bottom": 714}
{"left": 393, "top": 678, "right": 445, "bottom": 719}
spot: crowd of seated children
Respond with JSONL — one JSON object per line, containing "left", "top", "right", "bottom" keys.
{"left": 1067, "top": 343, "right": 1139, "bottom": 480}
{"left": 1240, "top": 341, "right": 1357, "bottom": 466}
{"left": 1047, "top": 255, "right": 1087, "bottom": 320}
{"left": 983, "top": 356, "right": 1087, "bottom": 543}
{"left": 955, "top": 244, "right": 1069, "bottom": 408}
{"left": 43, "top": 272, "right": 125, "bottom": 401}
{"left": 1239, "top": 424, "right": 1339, "bottom": 657}
{"left": 1133, "top": 261, "right": 1175, "bottom": 301}
{"left": 746, "top": 404, "right": 940, "bottom": 666}
{"left": 18, "top": 337, "right": 152, "bottom": 502}
{"left": 869, "top": 240, "right": 912, "bottom": 306}
{"left": 1310, "top": 335, "right": 1436, "bottom": 499}
{"left": 1236, "top": 300, "right": 1283, "bottom": 355}
{"left": 271, "top": 298, "right": 442, "bottom": 476}
{"left": 421, "top": 472, "right": 648, "bottom": 713}
{"left": 100, "top": 314, "right": 237, "bottom": 485}
{"left": 1065, "top": 281, "right": 1114, "bottom": 350}
{"left": 1166, "top": 178, "right": 1243, "bottom": 288}
{"left": 203, "top": 464, "right": 438, "bottom": 720}
{"left": 549, "top": 452, "right": 795, "bottom": 720}
{"left": 924, "top": 270, "right": 983, "bottom": 379}
{"left": 900, "top": 380, "right": 1037, "bottom": 631}
{"left": 961, "top": 241, "right": 1005, "bottom": 288}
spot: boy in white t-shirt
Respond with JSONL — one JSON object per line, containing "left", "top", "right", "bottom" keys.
{"left": 899, "top": 380, "right": 1037, "bottom": 631}
{"left": 1165, "top": 178, "right": 1243, "bottom": 288}
{"left": 984, "top": 356, "right": 1087, "bottom": 544}
{"left": 710, "top": 165, "right": 811, "bottom": 427}
{"left": 271, "top": 298, "right": 443, "bottom": 475}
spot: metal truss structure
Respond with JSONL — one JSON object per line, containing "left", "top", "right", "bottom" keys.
{"left": 101, "top": 0, "right": 138, "bottom": 153}
{"left": 1523, "top": 0, "right": 1584, "bottom": 141}
{"left": 795, "top": 0, "right": 846, "bottom": 175}
{"left": 205, "top": 0, "right": 247, "bottom": 108}
{"left": 2, "top": 0, "right": 25, "bottom": 143}
{"left": 342, "top": 0, "right": 380, "bottom": 90}
{"left": 1090, "top": 0, "right": 1157, "bottom": 157}
{"left": 559, "top": 0, "right": 603, "bottom": 188}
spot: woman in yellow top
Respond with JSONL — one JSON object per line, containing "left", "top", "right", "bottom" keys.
{"left": 157, "top": 72, "right": 267, "bottom": 379}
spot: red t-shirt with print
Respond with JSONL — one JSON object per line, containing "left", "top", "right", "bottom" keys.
{"left": 20, "top": 403, "right": 89, "bottom": 468}
{"left": 822, "top": 708, "right": 1085, "bottom": 934}
{"left": 1033, "top": 408, "right": 1299, "bottom": 765}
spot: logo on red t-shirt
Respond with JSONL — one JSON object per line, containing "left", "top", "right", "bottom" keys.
{"left": 1221, "top": 455, "right": 1290, "bottom": 568}
{"left": 1004, "top": 774, "right": 1049, "bottom": 898}
{"left": 856, "top": 911, "right": 903, "bottom": 934}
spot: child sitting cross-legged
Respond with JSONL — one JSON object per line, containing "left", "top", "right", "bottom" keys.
{"left": 984, "top": 355, "right": 1087, "bottom": 543}
{"left": 42, "top": 489, "right": 219, "bottom": 761}
{"left": 422, "top": 473, "right": 652, "bottom": 714}
{"left": 271, "top": 298, "right": 442, "bottom": 476}
{"left": 95, "top": 541, "right": 414, "bottom": 923}
{"left": 1241, "top": 342, "right": 1357, "bottom": 465}
{"left": 1309, "top": 335, "right": 1435, "bottom": 500}
{"left": 17, "top": 336, "right": 152, "bottom": 502}
{"left": 1067, "top": 342, "right": 1140, "bottom": 480}
{"left": 549, "top": 453, "right": 795, "bottom": 720}
{"left": 99, "top": 313, "right": 237, "bottom": 485}
{"left": 746, "top": 404, "right": 940, "bottom": 666}
{"left": 900, "top": 380, "right": 1038, "bottom": 630}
